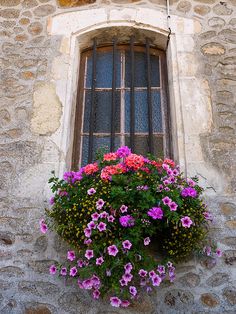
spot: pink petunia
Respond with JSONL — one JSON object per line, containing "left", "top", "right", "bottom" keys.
{"left": 85, "top": 249, "right": 94, "bottom": 260}
{"left": 152, "top": 275, "right": 162, "bottom": 286}
{"left": 121, "top": 300, "right": 130, "bottom": 308}
{"left": 119, "top": 278, "right": 128, "bottom": 286}
{"left": 181, "top": 216, "right": 193, "bottom": 228}
{"left": 144, "top": 237, "right": 151, "bottom": 246}
{"left": 120, "top": 205, "right": 128, "bottom": 213}
{"left": 122, "top": 240, "right": 132, "bottom": 250}
{"left": 84, "top": 228, "right": 92, "bottom": 238}
{"left": 67, "top": 250, "right": 76, "bottom": 261}
{"left": 216, "top": 248, "right": 222, "bottom": 257}
{"left": 39, "top": 219, "right": 48, "bottom": 234}
{"left": 96, "top": 256, "right": 104, "bottom": 265}
{"left": 87, "top": 221, "right": 96, "bottom": 229}
{"left": 97, "top": 222, "right": 106, "bottom": 232}
{"left": 107, "top": 245, "right": 118, "bottom": 256}
{"left": 169, "top": 202, "right": 178, "bottom": 211}
{"left": 124, "top": 262, "right": 133, "bottom": 273}
{"left": 162, "top": 196, "right": 171, "bottom": 205}
{"left": 149, "top": 270, "right": 156, "bottom": 278}
{"left": 87, "top": 188, "right": 96, "bottom": 195}
{"left": 122, "top": 273, "right": 133, "bottom": 282}
{"left": 82, "top": 278, "right": 93, "bottom": 290}
{"left": 107, "top": 215, "right": 115, "bottom": 223}
{"left": 96, "top": 199, "right": 105, "bottom": 210}
{"left": 91, "top": 212, "right": 100, "bottom": 221}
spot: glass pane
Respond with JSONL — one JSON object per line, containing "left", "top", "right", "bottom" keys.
{"left": 83, "top": 91, "right": 120, "bottom": 133}
{"left": 125, "top": 135, "right": 164, "bottom": 158}
{"left": 86, "top": 51, "right": 121, "bottom": 88}
{"left": 125, "top": 51, "right": 160, "bottom": 87}
{"left": 81, "top": 136, "right": 121, "bottom": 166}
{"left": 125, "top": 91, "right": 162, "bottom": 133}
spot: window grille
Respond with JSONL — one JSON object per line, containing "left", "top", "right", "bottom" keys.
{"left": 72, "top": 37, "right": 171, "bottom": 168}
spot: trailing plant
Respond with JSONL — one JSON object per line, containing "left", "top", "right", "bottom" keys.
{"left": 40, "top": 146, "right": 221, "bottom": 308}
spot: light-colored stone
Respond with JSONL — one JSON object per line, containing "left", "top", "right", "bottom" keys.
{"left": 201, "top": 43, "right": 225, "bottom": 55}
{"left": 213, "top": 4, "right": 233, "bottom": 15}
{"left": 33, "top": 5, "right": 56, "bottom": 17}
{"left": 194, "top": 5, "right": 211, "bottom": 15}
{"left": 31, "top": 83, "right": 62, "bottom": 135}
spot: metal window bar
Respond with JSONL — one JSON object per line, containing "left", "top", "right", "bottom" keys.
{"left": 88, "top": 38, "right": 97, "bottom": 163}
{"left": 130, "top": 36, "right": 135, "bottom": 151}
{"left": 110, "top": 37, "right": 117, "bottom": 151}
{"left": 146, "top": 38, "right": 154, "bottom": 154}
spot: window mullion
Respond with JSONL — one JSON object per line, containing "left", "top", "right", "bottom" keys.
{"left": 120, "top": 50, "right": 125, "bottom": 146}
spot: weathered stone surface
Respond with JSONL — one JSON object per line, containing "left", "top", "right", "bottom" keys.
{"left": 0, "top": 266, "right": 24, "bottom": 277}
{"left": 0, "top": 9, "right": 20, "bottom": 19}
{"left": 24, "top": 303, "right": 53, "bottom": 314}
{"left": 213, "top": 3, "right": 233, "bottom": 15}
{"left": 0, "top": 251, "right": 12, "bottom": 261}
{"left": 207, "top": 272, "right": 229, "bottom": 287}
{"left": 229, "top": 18, "right": 236, "bottom": 26}
{"left": 221, "top": 202, "right": 236, "bottom": 215}
{"left": 164, "top": 289, "right": 194, "bottom": 308}
{"left": 0, "top": 109, "right": 11, "bottom": 126}
{"left": 200, "top": 257, "right": 217, "bottom": 269}
{"left": 28, "top": 260, "right": 57, "bottom": 274}
{"left": 201, "top": 43, "right": 226, "bottom": 56}
{"left": 18, "top": 281, "right": 59, "bottom": 297}
{"left": 177, "top": 1, "right": 191, "bottom": 13}
{"left": 15, "top": 34, "right": 28, "bottom": 42}
{"left": 33, "top": 5, "right": 56, "bottom": 17}
{"left": 219, "top": 29, "right": 236, "bottom": 44}
{"left": 223, "top": 237, "right": 236, "bottom": 247}
{"left": 223, "top": 287, "right": 236, "bottom": 306}
{"left": 28, "top": 22, "right": 43, "bottom": 35}
{"left": 179, "top": 272, "right": 200, "bottom": 288}
{"left": 19, "top": 18, "right": 30, "bottom": 26}
{"left": 0, "top": 0, "right": 21, "bottom": 6}
{"left": 0, "top": 231, "right": 15, "bottom": 245}
{"left": 225, "top": 220, "right": 236, "bottom": 229}
{"left": 200, "top": 293, "right": 219, "bottom": 307}
{"left": 199, "top": 31, "right": 216, "bottom": 40}
{"left": 34, "top": 236, "right": 48, "bottom": 253}
{"left": 58, "top": 0, "right": 97, "bottom": 6}
{"left": 31, "top": 83, "right": 62, "bottom": 135}
{"left": 208, "top": 17, "right": 226, "bottom": 28}
{"left": 20, "top": 71, "right": 36, "bottom": 80}
{"left": 22, "top": 0, "right": 38, "bottom": 9}
{"left": 194, "top": 5, "right": 211, "bottom": 15}
{"left": 58, "top": 292, "right": 95, "bottom": 313}
{"left": 224, "top": 250, "right": 236, "bottom": 265}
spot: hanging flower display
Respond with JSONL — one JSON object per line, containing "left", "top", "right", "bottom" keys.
{"left": 41, "top": 147, "right": 221, "bottom": 307}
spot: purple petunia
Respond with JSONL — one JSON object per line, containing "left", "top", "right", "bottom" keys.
{"left": 84, "top": 228, "right": 92, "bottom": 238}
{"left": 129, "top": 286, "right": 137, "bottom": 297}
{"left": 87, "top": 221, "right": 96, "bottom": 229}
{"left": 93, "top": 290, "right": 100, "bottom": 299}
{"left": 157, "top": 265, "right": 165, "bottom": 274}
{"left": 216, "top": 248, "right": 222, "bottom": 257}
{"left": 119, "top": 278, "right": 128, "bottom": 286}
{"left": 148, "top": 207, "right": 163, "bottom": 220}
{"left": 107, "top": 245, "right": 119, "bottom": 256}
{"left": 116, "top": 146, "right": 131, "bottom": 158}
{"left": 121, "top": 300, "right": 130, "bottom": 308}
{"left": 181, "top": 187, "right": 197, "bottom": 198}
{"left": 122, "top": 240, "right": 132, "bottom": 250}
{"left": 67, "top": 250, "right": 76, "bottom": 261}
{"left": 87, "top": 188, "right": 96, "bottom": 195}
{"left": 49, "top": 265, "right": 56, "bottom": 275}
{"left": 124, "top": 262, "right": 133, "bottom": 273}
{"left": 181, "top": 216, "right": 193, "bottom": 228}
{"left": 110, "top": 296, "right": 122, "bottom": 308}
{"left": 49, "top": 197, "right": 54, "bottom": 205}
{"left": 107, "top": 215, "right": 115, "bottom": 222}
{"left": 122, "top": 273, "right": 133, "bottom": 282}
{"left": 152, "top": 275, "right": 162, "bottom": 286}
{"left": 203, "top": 211, "right": 213, "bottom": 221}
{"left": 82, "top": 278, "right": 93, "bottom": 290}
{"left": 60, "top": 267, "right": 67, "bottom": 276}
{"left": 138, "top": 269, "right": 147, "bottom": 277}
{"left": 119, "top": 215, "right": 135, "bottom": 227}
{"left": 70, "top": 266, "right": 77, "bottom": 277}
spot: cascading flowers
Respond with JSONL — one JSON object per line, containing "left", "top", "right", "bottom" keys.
{"left": 41, "top": 146, "right": 222, "bottom": 308}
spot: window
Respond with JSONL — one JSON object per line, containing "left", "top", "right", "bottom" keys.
{"left": 72, "top": 38, "right": 171, "bottom": 169}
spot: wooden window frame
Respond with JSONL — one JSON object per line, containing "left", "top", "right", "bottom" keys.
{"left": 72, "top": 43, "right": 171, "bottom": 170}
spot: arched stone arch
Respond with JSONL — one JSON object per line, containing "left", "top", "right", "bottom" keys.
{"left": 48, "top": 6, "right": 223, "bottom": 193}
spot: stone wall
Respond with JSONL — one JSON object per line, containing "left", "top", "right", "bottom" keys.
{"left": 0, "top": 0, "right": 236, "bottom": 313}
